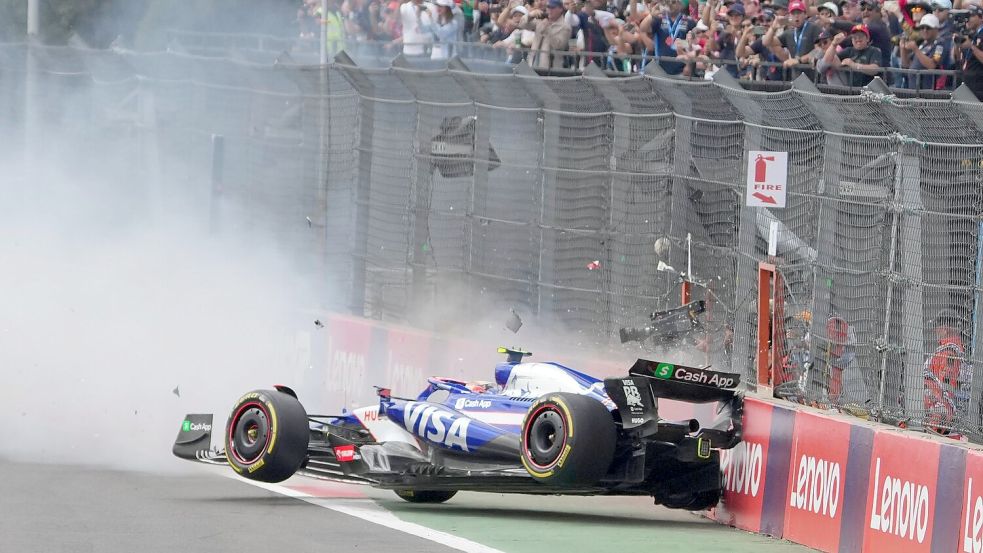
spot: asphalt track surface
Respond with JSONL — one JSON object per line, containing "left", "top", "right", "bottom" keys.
{"left": 0, "top": 461, "right": 814, "bottom": 553}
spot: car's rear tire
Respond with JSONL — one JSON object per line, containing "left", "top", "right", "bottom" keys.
{"left": 520, "top": 392, "right": 616, "bottom": 486}
{"left": 394, "top": 490, "right": 458, "bottom": 503}
{"left": 225, "top": 389, "right": 309, "bottom": 483}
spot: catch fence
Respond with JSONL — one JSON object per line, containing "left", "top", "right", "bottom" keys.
{"left": 5, "top": 36, "right": 983, "bottom": 440}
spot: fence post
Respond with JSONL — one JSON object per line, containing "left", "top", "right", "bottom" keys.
{"left": 757, "top": 261, "right": 781, "bottom": 391}
{"left": 513, "top": 62, "right": 556, "bottom": 324}
{"left": 647, "top": 64, "right": 695, "bottom": 311}
{"left": 449, "top": 58, "right": 484, "bottom": 316}
{"left": 896, "top": 141, "right": 926, "bottom": 424}
{"left": 390, "top": 54, "right": 436, "bottom": 322}
{"left": 333, "top": 52, "right": 374, "bottom": 317}
{"left": 583, "top": 64, "right": 624, "bottom": 341}
{"left": 647, "top": 68, "right": 745, "bottom": 373}
{"left": 710, "top": 71, "right": 774, "bottom": 389}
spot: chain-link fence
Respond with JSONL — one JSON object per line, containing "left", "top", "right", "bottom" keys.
{"left": 5, "top": 37, "right": 983, "bottom": 440}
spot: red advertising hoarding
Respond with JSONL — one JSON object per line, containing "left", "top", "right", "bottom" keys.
{"left": 783, "top": 411, "right": 851, "bottom": 552}
{"left": 384, "top": 327, "right": 431, "bottom": 397}
{"left": 322, "top": 315, "right": 374, "bottom": 410}
{"left": 961, "top": 450, "right": 983, "bottom": 553}
{"left": 713, "top": 399, "right": 774, "bottom": 533}
{"left": 863, "top": 431, "right": 941, "bottom": 553}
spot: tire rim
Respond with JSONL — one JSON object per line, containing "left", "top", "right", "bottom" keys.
{"left": 228, "top": 401, "right": 271, "bottom": 465}
{"left": 523, "top": 405, "right": 567, "bottom": 469}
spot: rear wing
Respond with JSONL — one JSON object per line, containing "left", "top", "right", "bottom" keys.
{"left": 603, "top": 359, "right": 743, "bottom": 452}
{"left": 628, "top": 359, "right": 739, "bottom": 403}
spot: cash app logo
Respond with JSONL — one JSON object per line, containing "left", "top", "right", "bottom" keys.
{"left": 182, "top": 420, "right": 191, "bottom": 432}
{"left": 654, "top": 363, "right": 674, "bottom": 379}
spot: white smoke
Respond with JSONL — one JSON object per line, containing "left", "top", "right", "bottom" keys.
{"left": 0, "top": 136, "right": 318, "bottom": 473}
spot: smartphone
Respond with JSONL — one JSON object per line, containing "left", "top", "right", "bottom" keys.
{"left": 753, "top": 25, "right": 766, "bottom": 35}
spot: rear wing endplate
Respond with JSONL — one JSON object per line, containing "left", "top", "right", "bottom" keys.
{"left": 172, "top": 414, "right": 227, "bottom": 464}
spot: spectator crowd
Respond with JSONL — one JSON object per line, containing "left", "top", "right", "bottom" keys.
{"left": 297, "top": 0, "right": 983, "bottom": 95}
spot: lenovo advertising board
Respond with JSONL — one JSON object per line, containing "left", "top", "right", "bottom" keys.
{"left": 862, "top": 431, "right": 941, "bottom": 553}
{"left": 959, "top": 449, "right": 983, "bottom": 553}
{"left": 783, "top": 412, "right": 851, "bottom": 551}
{"left": 713, "top": 399, "right": 777, "bottom": 533}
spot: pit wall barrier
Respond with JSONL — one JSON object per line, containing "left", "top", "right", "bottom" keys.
{"left": 315, "top": 312, "right": 983, "bottom": 553}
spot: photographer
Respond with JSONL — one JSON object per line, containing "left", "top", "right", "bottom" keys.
{"left": 954, "top": 5, "right": 983, "bottom": 99}
{"left": 900, "top": 13, "right": 950, "bottom": 90}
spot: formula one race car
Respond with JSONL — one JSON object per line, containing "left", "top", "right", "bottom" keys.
{"left": 173, "top": 348, "right": 743, "bottom": 510}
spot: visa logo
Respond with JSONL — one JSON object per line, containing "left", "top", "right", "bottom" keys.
{"left": 404, "top": 402, "right": 470, "bottom": 452}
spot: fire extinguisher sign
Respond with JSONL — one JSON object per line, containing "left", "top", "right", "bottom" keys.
{"left": 746, "top": 151, "right": 788, "bottom": 208}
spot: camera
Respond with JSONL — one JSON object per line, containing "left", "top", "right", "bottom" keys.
{"left": 618, "top": 300, "right": 706, "bottom": 345}
{"left": 952, "top": 8, "right": 972, "bottom": 37}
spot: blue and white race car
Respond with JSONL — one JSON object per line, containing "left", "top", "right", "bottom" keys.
{"left": 173, "top": 348, "right": 743, "bottom": 510}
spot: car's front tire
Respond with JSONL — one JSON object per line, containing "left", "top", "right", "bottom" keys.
{"left": 520, "top": 392, "right": 616, "bottom": 486}
{"left": 225, "top": 389, "right": 309, "bottom": 483}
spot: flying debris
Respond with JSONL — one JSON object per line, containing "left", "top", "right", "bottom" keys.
{"left": 306, "top": 217, "right": 312, "bottom": 227}
{"left": 656, "top": 260, "right": 677, "bottom": 274}
{"left": 654, "top": 238, "right": 671, "bottom": 258}
{"left": 314, "top": 319, "right": 324, "bottom": 328}
{"left": 172, "top": 386, "right": 180, "bottom": 398}
{"left": 505, "top": 309, "right": 522, "bottom": 333}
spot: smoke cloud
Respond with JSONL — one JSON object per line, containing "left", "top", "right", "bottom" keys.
{"left": 0, "top": 94, "right": 318, "bottom": 475}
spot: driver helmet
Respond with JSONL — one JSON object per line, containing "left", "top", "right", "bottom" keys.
{"left": 466, "top": 380, "right": 497, "bottom": 393}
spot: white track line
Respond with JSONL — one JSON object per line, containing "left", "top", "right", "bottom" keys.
{"left": 228, "top": 476, "right": 507, "bottom": 553}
